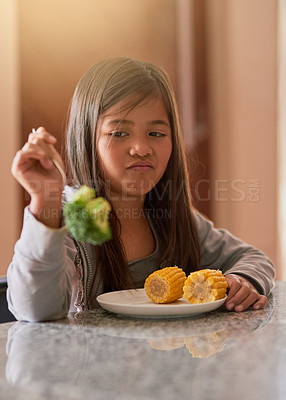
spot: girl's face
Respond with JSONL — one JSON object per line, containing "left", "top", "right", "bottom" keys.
{"left": 96, "top": 94, "right": 172, "bottom": 202}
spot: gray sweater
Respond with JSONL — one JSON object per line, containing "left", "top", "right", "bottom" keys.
{"left": 7, "top": 195, "right": 275, "bottom": 322}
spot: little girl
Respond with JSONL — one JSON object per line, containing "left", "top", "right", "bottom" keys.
{"left": 8, "top": 57, "right": 274, "bottom": 321}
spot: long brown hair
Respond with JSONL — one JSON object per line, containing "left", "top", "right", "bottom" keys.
{"left": 65, "top": 57, "right": 200, "bottom": 301}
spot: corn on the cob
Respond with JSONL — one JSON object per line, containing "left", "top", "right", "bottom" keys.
{"left": 183, "top": 269, "right": 227, "bottom": 304}
{"left": 145, "top": 266, "right": 186, "bottom": 304}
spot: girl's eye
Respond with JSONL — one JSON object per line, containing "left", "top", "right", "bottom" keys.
{"left": 110, "top": 131, "right": 128, "bottom": 138}
{"left": 149, "top": 131, "right": 166, "bottom": 137}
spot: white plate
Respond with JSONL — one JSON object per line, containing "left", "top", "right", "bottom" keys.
{"left": 97, "top": 289, "right": 227, "bottom": 318}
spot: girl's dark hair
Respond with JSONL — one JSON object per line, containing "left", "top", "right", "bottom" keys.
{"left": 65, "top": 57, "right": 200, "bottom": 305}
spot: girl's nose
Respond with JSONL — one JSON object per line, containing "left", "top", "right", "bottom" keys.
{"left": 129, "top": 139, "right": 153, "bottom": 157}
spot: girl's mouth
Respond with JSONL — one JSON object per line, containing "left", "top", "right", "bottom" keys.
{"left": 127, "top": 162, "right": 154, "bottom": 171}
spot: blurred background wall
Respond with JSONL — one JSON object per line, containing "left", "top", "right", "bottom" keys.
{"left": 0, "top": 0, "right": 21, "bottom": 277}
{"left": 1, "top": 0, "right": 284, "bottom": 280}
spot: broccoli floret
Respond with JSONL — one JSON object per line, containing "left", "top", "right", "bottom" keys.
{"left": 63, "top": 186, "right": 112, "bottom": 245}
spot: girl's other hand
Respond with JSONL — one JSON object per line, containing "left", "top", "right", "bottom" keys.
{"left": 224, "top": 274, "right": 267, "bottom": 312}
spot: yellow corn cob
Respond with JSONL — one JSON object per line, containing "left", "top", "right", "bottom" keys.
{"left": 183, "top": 269, "right": 228, "bottom": 304}
{"left": 145, "top": 266, "right": 186, "bottom": 304}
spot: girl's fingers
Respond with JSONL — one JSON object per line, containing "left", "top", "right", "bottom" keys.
{"left": 233, "top": 290, "right": 260, "bottom": 312}
{"left": 225, "top": 274, "right": 243, "bottom": 301}
{"left": 24, "top": 137, "right": 56, "bottom": 160}
{"left": 28, "top": 129, "right": 57, "bottom": 145}
{"left": 13, "top": 145, "right": 54, "bottom": 173}
{"left": 226, "top": 284, "right": 252, "bottom": 310}
{"left": 26, "top": 132, "right": 59, "bottom": 170}
{"left": 252, "top": 295, "right": 267, "bottom": 310}
{"left": 224, "top": 273, "right": 267, "bottom": 312}
{"left": 23, "top": 138, "right": 65, "bottom": 183}
{"left": 12, "top": 129, "right": 65, "bottom": 191}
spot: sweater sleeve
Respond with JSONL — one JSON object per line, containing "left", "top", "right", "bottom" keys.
{"left": 193, "top": 211, "right": 275, "bottom": 296}
{"left": 6, "top": 207, "right": 77, "bottom": 322}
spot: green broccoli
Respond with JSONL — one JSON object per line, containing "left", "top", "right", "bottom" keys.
{"left": 63, "top": 186, "right": 112, "bottom": 245}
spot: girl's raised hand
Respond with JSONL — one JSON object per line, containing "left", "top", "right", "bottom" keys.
{"left": 11, "top": 127, "right": 65, "bottom": 227}
{"left": 224, "top": 274, "right": 267, "bottom": 312}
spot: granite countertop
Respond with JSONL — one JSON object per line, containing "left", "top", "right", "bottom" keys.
{"left": 0, "top": 281, "right": 285, "bottom": 400}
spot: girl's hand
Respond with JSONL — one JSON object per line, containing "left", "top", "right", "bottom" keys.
{"left": 224, "top": 274, "right": 267, "bottom": 312}
{"left": 11, "top": 126, "right": 64, "bottom": 195}
{"left": 11, "top": 127, "right": 65, "bottom": 226}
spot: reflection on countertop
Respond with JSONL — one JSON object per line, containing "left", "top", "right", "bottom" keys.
{"left": 70, "top": 297, "right": 273, "bottom": 357}
{"left": 0, "top": 282, "right": 285, "bottom": 400}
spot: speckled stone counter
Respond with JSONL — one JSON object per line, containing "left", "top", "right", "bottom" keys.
{"left": 0, "top": 282, "right": 285, "bottom": 400}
